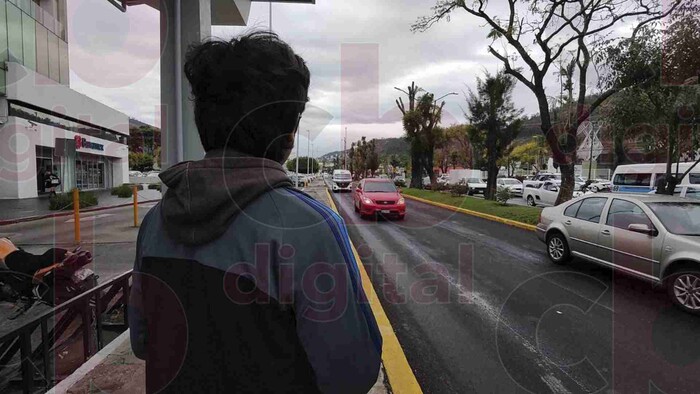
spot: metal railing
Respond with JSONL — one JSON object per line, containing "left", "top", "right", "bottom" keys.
{"left": 0, "top": 270, "right": 132, "bottom": 394}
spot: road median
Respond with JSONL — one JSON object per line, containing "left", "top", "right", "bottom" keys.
{"left": 401, "top": 189, "right": 538, "bottom": 231}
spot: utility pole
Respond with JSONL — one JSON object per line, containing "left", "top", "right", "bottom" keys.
{"left": 343, "top": 127, "right": 348, "bottom": 170}
{"left": 295, "top": 126, "right": 300, "bottom": 188}
{"left": 588, "top": 133, "right": 593, "bottom": 180}
{"left": 306, "top": 130, "right": 310, "bottom": 176}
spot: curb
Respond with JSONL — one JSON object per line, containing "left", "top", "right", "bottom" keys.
{"left": 402, "top": 194, "right": 537, "bottom": 232}
{"left": 0, "top": 199, "right": 161, "bottom": 226}
{"left": 325, "top": 189, "right": 423, "bottom": 394}
{"left": 47, "top": 329, "right": 132, "bottom": 394}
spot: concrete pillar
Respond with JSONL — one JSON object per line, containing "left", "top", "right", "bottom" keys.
{"left": 160, "top": 0, "right": 211, "bottom": 169}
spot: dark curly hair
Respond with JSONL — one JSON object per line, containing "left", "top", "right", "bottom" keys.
{"left": 184, "top": 31, "right": 310, "bottom": 162}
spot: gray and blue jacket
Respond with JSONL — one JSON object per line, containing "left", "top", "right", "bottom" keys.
{"left": 128, "top": 151, "right": 382, "bottom": 393}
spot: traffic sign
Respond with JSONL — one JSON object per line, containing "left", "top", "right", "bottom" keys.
{"left": 577, "top": 121, "right": 603, "bottom": 160}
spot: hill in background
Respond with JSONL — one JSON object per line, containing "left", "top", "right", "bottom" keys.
{"left": 319, "top": 137, "right": 410, "bottom": 162}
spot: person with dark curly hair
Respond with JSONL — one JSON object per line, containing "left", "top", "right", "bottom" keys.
{"left": 129, "top": 32, "right": 381, "bottom": 394}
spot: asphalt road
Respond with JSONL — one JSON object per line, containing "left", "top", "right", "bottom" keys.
{"left": 330, "top": 189, "right": 700, "bottom": 394}
{"left": 1, "top": 203, "right": 158, "bottom": 282}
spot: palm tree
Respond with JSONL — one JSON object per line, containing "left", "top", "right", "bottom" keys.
{"left": 466, "top": 71, "right": 523, "bottom": 200}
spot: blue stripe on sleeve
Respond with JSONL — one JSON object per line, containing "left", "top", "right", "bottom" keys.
{"left": 288, "top": 189, "right": 382, "bottom": 354}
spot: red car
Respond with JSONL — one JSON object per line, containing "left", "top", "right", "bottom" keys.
{"left": 353, "top": 178, "right": 406, "bottom": 220}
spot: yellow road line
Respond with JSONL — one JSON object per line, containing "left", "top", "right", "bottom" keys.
{"left": 325, "top": 189, "right": 423, "bottom": 394}
{"left": 402, "top": 194, "right": 537, "bottom": 232}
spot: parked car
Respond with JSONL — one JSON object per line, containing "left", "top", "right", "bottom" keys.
{"left": 523, "top": 173, "right": 559, "bottom": 189}
{"left": 353, "top": 178, "right": 405, "bottom": 220}
{"left": 289, "top": 174, "right": 307, "bottom": 187}
{"left": 496, "top": 178, "right": 523, "bottom": 195}
{"left": 331, "top": 169, "right": 352, "bottom": 192}
{"left": 523, "top": 180, "right": 584, "bottom": 207}
{"left": 575, "top": 177, "right": 588, "bottom": 191}
{"left": 448, "top": 169, "right": 483, "bottom": 185}
{"left": 464, "top": 178, "right": 487, "bottom": 195}
{"left": 588, "top": 179, "right": 612, "bottom": 192}
{"left": 129, "top": 171, "right": 143, "bottom": 177}
{"left": 536, "top": 193, "right": 700, "bottom": 314}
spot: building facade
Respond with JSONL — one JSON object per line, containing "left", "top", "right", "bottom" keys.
{"left": 0, "top": 0, "right": 129, "bottom": 199}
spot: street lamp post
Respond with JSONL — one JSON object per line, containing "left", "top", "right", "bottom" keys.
{"left": 434, "top": 92, "right": 458, "bottom": 102}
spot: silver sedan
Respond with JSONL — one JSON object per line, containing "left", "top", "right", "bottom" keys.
{"left": 536, "top": 193, "right": 700, "bottom": 314}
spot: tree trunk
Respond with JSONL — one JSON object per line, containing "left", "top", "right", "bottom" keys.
{"left": 555, "top": 163, "right": 577, "bottom": 205}
{"left": 485, "top": 148, "right": 498, "bottom": 200}
{"left": 425, "top": 150, "right": 437, "bottom": 188}
{"left": 410, "top": 147, "right": 422, "bottom": 189}
{"left": 613, "top": 131, "right": 626, "bottom": 169}
{"left": 484, "top": 127, "right": 498, "bottom": 200}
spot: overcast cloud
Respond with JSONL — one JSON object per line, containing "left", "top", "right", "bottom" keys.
{"left": 68, "top": 0, "right": 624, "bottom": 157}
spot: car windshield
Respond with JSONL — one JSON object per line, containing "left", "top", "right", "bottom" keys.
{"left": 502, "top": 179, "right": 520, "bottom": 185}
{"left": 364, "top": 181, "right": 397, "bottom": 193}
{"left": 467, "top": 178, "right": 482, "bottom": 183}
{"left": 646, "top": 202, "right": 700, "bottom": 236}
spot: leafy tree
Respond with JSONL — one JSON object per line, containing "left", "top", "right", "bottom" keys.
{"left": 439, "top": 124, "right": 474, "bottom": 169}
{"left": 510, "top": 136, "right": 551, "bottom": 174}
{"left": 129, "top": 125, "right": 161, "bottom": 155}
{"left": 497, "top": 142, "right": 518, "bottom": 177}
{"left": 414, "top": 0, "right": 682, "bottom": 204}
{"left": 285, "top": 157, "right": 320, "bottom": 174}
{"left": 366, "top": 140, "right": 380, "bottom": 176}
{"left": 466, "top": 71, "right": 523, "bottom": 200}
{"left": 600, "top": 6, "right": 700, "bottom": 194}
{"left": 129, "top": 152, "right": 154, "bottom": 172}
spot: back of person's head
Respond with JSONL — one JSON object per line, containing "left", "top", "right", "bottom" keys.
{"left": 184, "top": 31, "right": 310, "bottom": 163}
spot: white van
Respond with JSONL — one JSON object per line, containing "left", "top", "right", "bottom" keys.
{"left": 331, "top": 170, "right": 352, "bottom": 192}
{"left": 611, "top": 162, "right": 700, "bottom": 193}
{"left": 448, "top": 169, "right": 483, "bottom": 185}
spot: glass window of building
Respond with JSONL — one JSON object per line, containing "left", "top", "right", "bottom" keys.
{"left": 0, "top": 2, "right": 7, "bottom": 94}
{"left": 21, "top": 11, "right": 36, "bottom": 71}
{"left": 59, "top": 39, "right": 68, "bottom": 84}
{"left": 47, "top": 30, "right": 59, "bottom": 81}
{"left": 7, "top": 2, "right": 23, "bottom": 64}
{"left": 35, "top": 22, "right": 49, "bottom": 77}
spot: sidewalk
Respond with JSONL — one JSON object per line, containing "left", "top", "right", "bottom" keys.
{"left": 0, "top": 189, "right": 162, "bottom": 224}
{"left": 52, "top": 180, "right": 390, "bottom": 394}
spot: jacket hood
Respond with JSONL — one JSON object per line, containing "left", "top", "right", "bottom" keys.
{"left": 159, "top": 150, "right": 292, "bottom": 245}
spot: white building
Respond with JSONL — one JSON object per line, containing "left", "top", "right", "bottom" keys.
{"left": 0, "top": 0, "right": 129, "bottom": 199}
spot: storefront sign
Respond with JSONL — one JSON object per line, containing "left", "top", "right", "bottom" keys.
{"left": 74, "top": 135, "right": 104, "bottom": 152}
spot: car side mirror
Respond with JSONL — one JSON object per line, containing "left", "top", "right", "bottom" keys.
{"left": 627, "top": 223, "right": 658, "bottom": 236}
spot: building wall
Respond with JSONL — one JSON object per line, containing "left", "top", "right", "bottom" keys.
{"left": 5, "top": 62, "right": 129, "bottom": 134}
{"left": 0, "top": 116, "right": 129, "bottom": 199}
{"left": 0, "top": 0, "right": 69, "bottom": 96}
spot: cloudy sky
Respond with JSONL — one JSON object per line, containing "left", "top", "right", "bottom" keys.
{"left": 66, "top": 0, "right": 626, "bottom": 157}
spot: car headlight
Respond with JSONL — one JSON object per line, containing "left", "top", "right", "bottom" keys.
{"left": 398, "top": 197, "right": 405, "bottom": 205}
{"left": 362, "top": 197, "right": 373, "bottom": 204}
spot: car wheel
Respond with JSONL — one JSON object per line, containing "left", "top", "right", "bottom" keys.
{"left": 467, "top": 190, "right": 474, "bottom": 196}
{"left": 546, "top": 232, "right": 571, "bottom": 264}
{"left": 666, "top": 270, "right": 700, "bottom": 315}
{"left": 527, "top": 195, "right": 536, "bottom": 206}
{"left": 592, "top": 186, "right": 599, "bottom": 192}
